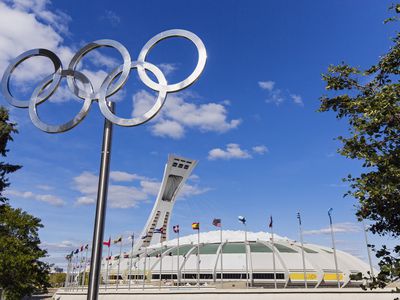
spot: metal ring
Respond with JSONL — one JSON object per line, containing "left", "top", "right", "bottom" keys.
{"left": 98, "top": 61, "right": 167, "bottom": 127}
{"left": 1, "top": 49, "right": 62, "bottom": 108}
{"left": 67, "top": 39, "right": 131, "bottom": 100}
{"left": 29, "top": 70, "right": 93, "bottom": 133}
{"left": 137, "top": 29, "right": 207, "bottom": 93}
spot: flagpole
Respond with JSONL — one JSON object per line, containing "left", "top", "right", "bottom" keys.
{"left": 244, "top": 223, "right": 249, "bottom": 288}
{"left": 105, "top": 244, "right": 110, "bottom": 291}
{"left": 271, "top": 220, "right": 277, "bottom": 289}
{"left": 65, "top": 256, "right": 70, "bottom": 288}
{"left": 328, "top": 208, "right": 340, "bottom": 288}
{"left": 362, "top": 220, "right": 374, "bottom": 278}
{"left": 117, "top": 238, "right": 122, "bottom": 290}
{"left": 177, "top": 230, "right": 180, "bottom": 288}
{"left": 128, "top": 235, "right": 134, "bottom": 290}
{"left": 159, "top": 239, "right": 163, "bottom": 290}
{"left": 298, "top": 213, "right": 307, "bottom": 288}
{"left": 220, "top": 224, "right": 223, "bottom": 288}
{"left": 82, "top": 246, "right": 89, "bottom": 290}
{"left": 197, "top": 227, "right": 200, "bottom": 288}
{"left": 142, "top": 247, "right": 147, "bottom": 290}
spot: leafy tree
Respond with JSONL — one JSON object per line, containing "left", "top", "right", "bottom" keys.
{"left": 0, "top": 107, "right": 50, "bottom": 299}
{"left": 319, "top": 4, "right": 400, "bottom": 289}
{"left": 0, "top": 107, "right": 20, "bottom": 203}
{"left": 49, "top": 272, "right": 66, "bottom": 288}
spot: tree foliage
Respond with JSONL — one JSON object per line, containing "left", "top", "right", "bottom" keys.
{"left": 0, "top": 106, "right": 50, "bottom": 299}
{"left": 319, "top": 5, "right": 400, "bottom": 288}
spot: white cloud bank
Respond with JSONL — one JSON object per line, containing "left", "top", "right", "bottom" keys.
{"left": 74, "top": 170, "right": 209, "bottom": 208}
{"left": 258, "top": 80, "right": 303, "bottom": 106}
{"left": 208, "top": 143, "right": 268, "bottom": 160}
{"left": 132, "top": 91, "right": 241, "bottom": 139}
{"left": 5, "top": 189, "right": 65, "bottom": 206}
{"left": 303, "top": 222, "right": 361, "bottom": 235}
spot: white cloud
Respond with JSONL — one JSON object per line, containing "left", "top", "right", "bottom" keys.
{"left": 303, "top": 222, "right": 361, "bottom": 235}
{"left": 258, "top": 80, "right": 303, "bottom": 107}
{"left": 132, "top": 90, "right": 241, "bottom": 139}
{"left": 41, "top": 240, "right": 80, "bottom": 252}
{"left": 5, "top": 188, "right": 65, "bottom": 206}
{"left": 0, "top": 1, "right": 73, "bottom": 84}
{"left": 252, "top": 145, "right": 268, "bottom": 155}
{"left": 258, "top": 81, "right": 275, "bottom": 91}
{"left": 208, "top": 143, "right": 252, "bottom": 160}
{"left": 158, "top": 63, "right": 177, "bottom": 76}
{"left": 74, "top": 170, "right": 209, "bottom": 208}
{"left": 290, "top": 94, "right": 304, "bottom": 106}
{"left": 102, "top": 10, "right": 120, "bottom": 27}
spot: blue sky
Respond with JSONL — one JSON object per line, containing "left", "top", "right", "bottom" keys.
{"left": 0, "top": 0, "right": 397, "bottom": 268}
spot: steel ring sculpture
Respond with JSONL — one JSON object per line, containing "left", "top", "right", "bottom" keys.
{"left": 1, "top": 29, "right": 207, "bottom": 133}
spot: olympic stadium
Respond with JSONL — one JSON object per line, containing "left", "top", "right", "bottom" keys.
{"left": 55, "top": 155, "right": 393, "bottom": 299}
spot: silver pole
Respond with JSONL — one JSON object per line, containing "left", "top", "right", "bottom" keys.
{"left": 362, "top": 220, "right": 374, "bottom": 278}
{"left": 244, "top": 224, "right": 249, "bottom": 288}
{"left": 220, "top": 225, "right": 223, "bottom": 287}
{"left": 271, "top": 226, "right": 277, "bottom": 289}
{"left": 65, "top": 257, "right": 71, "bottom": 288}
{"left": 87, "top": 101, "right": 114, "bottom": 300}
{"left": 298, "top": 213, "right": 307, "bottom": 288}
{"left": 328, "top": 209, "right": 340, "bottom": 288}
{"left": 177, "top": 231, "right": 180, "bottom": 288}
{"left": 116, "top": 239, "right": 122, "bottom": 290}
{"left": 77, "top": 250, "right": 82, "bottom": 289}
{"left": 128, "top": 235, "right": 134, "bottom": 290}
{"left": 197, "top": 229, "right": 200, "bottom": 288}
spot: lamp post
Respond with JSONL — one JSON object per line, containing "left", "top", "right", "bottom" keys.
{"left": 1, "top": 30, "right": 206, "bottom": 300}
{"left": 328, "top": 208, "right": 340, "bottom": 288}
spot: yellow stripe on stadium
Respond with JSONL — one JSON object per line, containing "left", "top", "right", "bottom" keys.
{"left": 289, "top": 273, "right": 318, "bottom": 281}
{"left": 323, "top": 273, "right": 343, "bottom": 281}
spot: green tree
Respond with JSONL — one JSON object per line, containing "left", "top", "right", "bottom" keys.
{"left": 0, "top": 107, "right": 50, "bottom": 299}
{"left": 319, "top": 5, "right": 400, "bottom": 289}
{"left": 49, "top": 273, "right": 66, "bottom": 288}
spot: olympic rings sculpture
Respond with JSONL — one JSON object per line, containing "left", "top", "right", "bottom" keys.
{"left": 1, "top": 29, "right": 207, "bottom": 133}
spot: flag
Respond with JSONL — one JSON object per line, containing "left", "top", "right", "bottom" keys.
{"left": 141, "top": 234, "right": 150, "bottom": 240}
{"left": 80, "top": 245, "right": 84, "bottom": 252}
{"left": 123, "top": 253, "right": 129, "bottom": 259}
{"left": 269, "top": 216, "right": 273, "bottom": 228}
{"left": 70, "top": 251, "right": 74, "bottom": 257}
{"left": 212, "top": 218, "right": 221, "bottom": 227}
{"left": 192, "top": 222, "right": 200, "bottom": 230}
{"left": 103, "top": 237, "right": 111, "bottom": 247}
{"left": 113, "top": 236, "right": 122, "bottom": 244}
{"left": 238, "top": 216, "right": 246, "bottom": 224}
{"left": 297, "top": 212, "right": 302, "bottom": 225}
{"left": 328, "top": 208, "right": 333, "bottom": 224}
{"left": 74, "top": 249, "right": 79, "bottom": 254}
{"left": 173, "top": 225, "right": 180, "bottom": 233}
{"left": 154, "top": 227, "right": 165, "bottom": 234}
{"left": 85, "top": 244, "right": 89, "bottom": 250}
{"left": 114, "top": 255, "right": 120, "bottom": 260}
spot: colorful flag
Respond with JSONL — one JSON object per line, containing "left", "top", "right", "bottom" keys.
{"left": 238, "top": 216, "right": 246, "bottom": 224}
{"left": 70, "top": 250, "right": 74, "bottom": 257}
{"left": 192, "top": 222, "right": 200, "bottom": 230}
{"left": 114, "top": 255, "right": 120, "bottom": 260}
{"left": 80, "top": 245, "right": 84, "bottom": 252}
{"left": 74, "top": 249, "right": 79, "bottom": 254}
{"left": 113, "top": 236, "right": 122, "bottom": 244}
{"left": 173, "top": 225, "right": 180, "bottom": 233}
{"left": 154, "top": 227, "right": 165, "bottom": 234}
{"left": 269, "top": 216, "right": 273, "bottom": 228}
{"left": 85, "top": 244, "right": 89, "bottom": 250}
{"left": 296, "top": 212, "right": 301, "bottom": 225}
{"left": 141, "top": 234, "right": 150, "bottom": 240}
{"left": 123, "top": 253, "right": 130, "bottom": 258}
{"left": 212, "top": 218, "right": 221, "bottom": 227}
{"left": 103, "top": 237, "right": 111, "bottom": 247}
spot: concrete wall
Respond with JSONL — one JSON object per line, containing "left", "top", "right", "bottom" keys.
{"left": 54, "top": 288, "right": 397, "bottom": 300}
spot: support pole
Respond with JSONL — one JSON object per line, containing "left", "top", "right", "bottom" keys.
{"left": 82, "top": 246, "right": 89, "bottom": 290}
{"left": 197, "top": 229, "right": 200, "bottom": 288}
{"left": 105, "top": 244, "right": 110, "bottom": 290}
{"left": 87, "top": 101, "right": 114, "bottom": 300}
{"left": 244, "top": 224, "right": 249, "bottom": 288}
{"left": 177, "top": 231, "right": 180, "bottom": 288}
{"left": 271, "top": 226, "right": 277, "bottom": 289}
{"left": 116, "top": 239, "right": 122, "bottom": 290}
{"left": 159, "top": 240, "right": 163, "bottom": 289}
{"left": 65, "top": 257, "right": 71, "bottom": 288}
